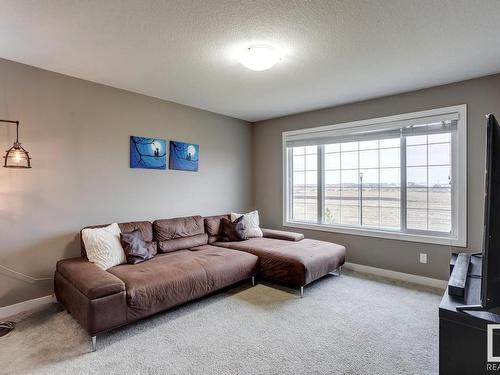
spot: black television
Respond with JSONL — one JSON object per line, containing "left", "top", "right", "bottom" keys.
{"left": 458, "top": 114, "right": 500, "bottom": 312}
{"left": 481, "top": 113, "right": 500, "bottom": 309}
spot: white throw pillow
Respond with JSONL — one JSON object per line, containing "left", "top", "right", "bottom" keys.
{"left": 82, "top": 223, "right": 126, "bottom": 270}
{"left": 230, "top": 211, "right": 263, "bottom": 239}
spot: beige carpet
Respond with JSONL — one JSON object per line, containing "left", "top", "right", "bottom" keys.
{"left": 0, "top": 271, "right": 441, "bottom": 375}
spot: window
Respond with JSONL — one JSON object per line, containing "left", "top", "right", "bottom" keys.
{"left": 283, "top": 105, "right": 467, "bottom": 246}
{"left": 291, "top": 145, "right": 318, "bottom": 222}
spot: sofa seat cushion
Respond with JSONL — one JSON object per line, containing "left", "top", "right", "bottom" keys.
{"left": 189, "top": 245, "right": 258, "bottom": 290}
{"left": 108, "top": 250, "right": 206, "bottom": 321}
{"left": 108, "top": 246, "right": 258, "bottom": 321}
{"left": 214, "top": 238, "right": 346, "bottom": 287}
{"left": 56, "top": 257, "right": 125, "bottom": 299}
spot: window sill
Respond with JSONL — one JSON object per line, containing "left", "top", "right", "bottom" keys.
{"left": 283, "top": 220, "right": 465, "bottom": 247}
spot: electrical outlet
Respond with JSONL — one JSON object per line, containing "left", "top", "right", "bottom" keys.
{"left": 420, "top": 253, "right": 428, "bottom": 264}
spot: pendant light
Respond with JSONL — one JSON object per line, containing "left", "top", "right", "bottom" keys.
{"left": 1, "top": 120, "right": 31, "bottom": 168}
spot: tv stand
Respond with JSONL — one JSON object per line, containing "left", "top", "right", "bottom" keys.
{"left": 440, "top": 254, "right": 500, "bottom": 374}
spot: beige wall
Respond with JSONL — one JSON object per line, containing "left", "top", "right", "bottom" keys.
{"left": 0, "top": 58, "right": 252, "bottom": 307}
{"left": 252, "top": 73, "right": 500, "bottom": 280}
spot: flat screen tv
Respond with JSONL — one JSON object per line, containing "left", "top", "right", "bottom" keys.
{"left": 481, "top": 113, "right": 500, "bottom": 309}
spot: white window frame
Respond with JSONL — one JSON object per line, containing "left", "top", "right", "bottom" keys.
{"left": 282, "top": 104, "right": 467, "bottom": 247}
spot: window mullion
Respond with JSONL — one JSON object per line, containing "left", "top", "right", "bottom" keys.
{"left": 318, "top": 145, "right": 325, "bottom": 224}
{"left": 451, "top": 132, "right": 457, "bottom": 236}
{"left": 339, "top": 150, "right": 342, "bottom": 224}
{"left": 400, "top": 135, "right": 407, "bottom": 232}
{"left": 287, "top": 148, "right": 293, "bottom": 222}
{"left": 359, "top": 145, "right": 362, "bottom": 227}
{"left": 426, "top": 137, "right": 429, "bottom": 231}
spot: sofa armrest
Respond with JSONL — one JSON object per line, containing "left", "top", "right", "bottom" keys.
{"left": 261, "top": 228, "right": 304, "bottom": 242}
{"left": 56, "top": 257, "right": 125, "bottom": 299}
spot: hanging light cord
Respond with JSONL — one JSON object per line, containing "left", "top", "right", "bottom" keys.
{"left": 0, "top": 321, "right": 15, "bottom": 329}
{"left": 0, "top": 264, "right": 52, "bottom": 337}
{"left": 0, "top": 321, "right": 15, "bottom": 330}
{"left": 0, "top": 119, "right": 19, "bottom": 138}
{"left": 0, "top": 260, "right": 17, "bottom": 335}
{"left": 0, "top": 320, "right": 15, "bottom": 337}
{"left": 0, "top": 264, "right": 53, "bottom": 281}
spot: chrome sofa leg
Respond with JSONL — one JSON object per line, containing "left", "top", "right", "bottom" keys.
{"left": 91, "top": 336, "right": 97, "bottom": 352}
{"left": 329, "top": 266, "right": 343, "bottom": 276}
{"left": 251, "top": 276, "right": 256, "bottom": 286}
{"left": 300, "top": 286, "right": 304, "bottom": 298}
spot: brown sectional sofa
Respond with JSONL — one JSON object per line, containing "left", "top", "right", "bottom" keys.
{"left": 54, "top": 214, "right": 346, "bottom": 351}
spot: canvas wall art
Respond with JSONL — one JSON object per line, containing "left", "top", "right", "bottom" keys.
{"left": 169, "top": 141, "right": 199, "bottom": 172}
{"left": 130, "top": 136, "right": 167, "bottom": 169}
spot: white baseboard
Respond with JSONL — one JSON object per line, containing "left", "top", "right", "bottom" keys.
{"left": 0, "top": 295, "right": 56, "bottom": 320}
{"left": 343, "top": 262, "right": 448, "bottom": 290}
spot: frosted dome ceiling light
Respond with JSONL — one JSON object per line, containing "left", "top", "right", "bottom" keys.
{"left": 237, "top": 45, "right": 281, "bottom": 71}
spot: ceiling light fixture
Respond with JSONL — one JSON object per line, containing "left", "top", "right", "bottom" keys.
{"left": 237, "top": 45, "right": 281, "bottom": 71}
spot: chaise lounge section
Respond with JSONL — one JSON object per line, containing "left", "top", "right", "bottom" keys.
{"left": 215, "top": 238, "right": 345, "bottom": 293}
{"left": 54, "top": 214, "right": 346, "bottom": 351}
{"left": 205, "top": 215, "right": 346, "bottom": 296}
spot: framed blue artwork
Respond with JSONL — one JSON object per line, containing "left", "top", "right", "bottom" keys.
{"left": 169, "top": 141, "right": 199, "bottom": 172}
{"left": 130, "top": 136, "right": 167, "bottom": 169}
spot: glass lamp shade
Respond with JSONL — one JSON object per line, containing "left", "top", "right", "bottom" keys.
{"left": 4, "top": 142, "right": 31, "bottom": 168}
{"left": 237, "top": 45, "right": 281, "bottom": 71}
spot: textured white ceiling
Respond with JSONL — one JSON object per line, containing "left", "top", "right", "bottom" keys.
{"left": 1, "top": 0, "right": 500, "bottom": 122}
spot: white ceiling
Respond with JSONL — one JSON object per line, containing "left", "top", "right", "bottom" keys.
{"left": 1, "top": 1, "right": 500, "bottom": 122}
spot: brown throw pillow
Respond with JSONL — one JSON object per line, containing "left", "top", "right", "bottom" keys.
{"left": 120, "top": 229, "right": 157, "bottom": 264}
{"left": 221, "top": 216, "right": 246, "bottom": 242}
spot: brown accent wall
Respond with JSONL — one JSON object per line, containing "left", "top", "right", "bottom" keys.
{"left": 0, "top": 58, "right": 252, "bottom": 307}
{"left": 252, "top": 73, "right": 500, "bottom": 280}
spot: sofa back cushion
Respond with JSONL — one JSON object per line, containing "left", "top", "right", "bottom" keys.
{"left": 80, "top": 221, "right": 154, "bottom": 258}
{"left": 153, "top": 215, "right": 207, "bottom": 253}
{"left": 204, "top": 214, "right": 230, "bottom": 243}
{"left": 158, "top": 233, "right": 208, "bottom": 253}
